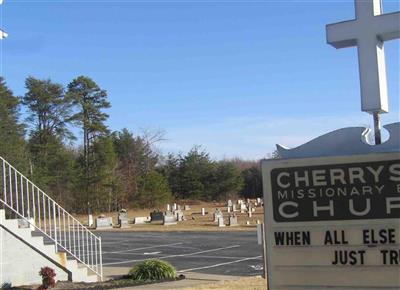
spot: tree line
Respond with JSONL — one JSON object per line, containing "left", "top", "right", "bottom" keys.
{"left": 0, "top": 76, "right": 263, "bottom": 214}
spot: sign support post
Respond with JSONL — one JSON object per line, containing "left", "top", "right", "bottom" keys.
{"left": 373, "top": 112, "right": 382, "bottom": 145}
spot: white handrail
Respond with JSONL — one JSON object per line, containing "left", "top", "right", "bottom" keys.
{"left": 0, "top": 156, "right": 103, "bottom": 280}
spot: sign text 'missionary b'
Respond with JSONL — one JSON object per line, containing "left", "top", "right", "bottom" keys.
{"left": 271, "top": 159, "right": 400, "bottom": 222}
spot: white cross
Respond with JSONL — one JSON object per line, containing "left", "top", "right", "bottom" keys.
{"left": 326, "top": 0, "right": 400, "bottom": 114}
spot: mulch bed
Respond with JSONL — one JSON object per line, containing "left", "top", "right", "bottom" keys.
{"left": 11, "top": 275, "right": 185, "bottom": 290}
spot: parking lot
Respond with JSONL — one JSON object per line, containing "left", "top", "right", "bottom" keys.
{"left": 98, "top": 231, "right": 263, "bottom": 276}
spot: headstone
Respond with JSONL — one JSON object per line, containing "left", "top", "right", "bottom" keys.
{"left": 163, "top": 213, "right": 177, "bottom": 225}
{"left": 228, "top": 199, "right": 233, "bottom": 207}
{"left": 248, "top": 210, "right": 252, "bottom": 218}
{"left": 256, "top": 219, "right": 260, "bottom": 224}
{"left": 227, "top": 206, "right": 231, "bottom": 213}
{"left": 240, "top": 203, "right": 247, "bottom": 212}
{"left": 232, "top": 204, "right": 237, "bottom": 212}
{"left": 175, "top": 210, "right": 184, "bottom": 221}
{"left": 96, "top": 215, "right": 113, "bottom": 229}
{"left": 177, "top": 205, "right": 181, "bottom": 211}
{"left": 167, "top": 204, "right": 170, "bottom": 211}
{"left": 201, "top": 208, "right": 206, "bottom": 216}
{"left": 184, "top": 204, "right": 190, "bottom": 210}
{"left": 218, "top": 216, "right": 225, "bottom": 227}
{"left": 237, "top": 199, "right": 242, "bottom": 205}
{"left": 257, "top": 198, "right": 261, "bottom": 204}
{"left": 213, "top": 209, "right": 222, "bottom": 222}
{"left": 118, "top": 209, "right": 129, "bottom": 228}
{"left": 245, "top": 221, "right": 250, "bottom": 225}
{"left": 173, "top": 203, "right": 177, "bottom": 210}
{"left": 134, "top": 216, "right": 150, "bottom": 224}
{"left": 150, "top": 210, "right": 164, "bottom": 222}
{"left": 88, "top": 214, "right": 94, "bottom": 227}
{"left": 228, "top": 215, "right": 238, "bottom": 226}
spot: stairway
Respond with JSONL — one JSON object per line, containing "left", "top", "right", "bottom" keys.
{"left": 1, "top": 209, "right": 98, "bottom": 285}
{"left": 0, "top": 156, "right": 102, "bottom": 286}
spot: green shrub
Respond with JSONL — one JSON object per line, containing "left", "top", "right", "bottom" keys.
{"left": 128, "top": 259, "right": 177, "bottom": 281}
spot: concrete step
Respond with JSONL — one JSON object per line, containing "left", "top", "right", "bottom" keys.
{"left": 2, "top": 218, "right": 19, "bottom": 228}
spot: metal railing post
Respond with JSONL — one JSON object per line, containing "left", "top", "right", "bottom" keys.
{"left": 99, "top": 237, "right": 103, "bottom": 281}
{"left": 53, "top": 200, "right": 57, "bottom": 252}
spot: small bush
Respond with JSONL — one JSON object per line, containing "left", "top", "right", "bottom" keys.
{"left": 38, "top": 267, "right": 56, "bottom": 290}
{"left": 128, "top": 259, "right": 177, "bottom": 281}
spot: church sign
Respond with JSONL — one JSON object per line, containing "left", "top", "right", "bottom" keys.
{"left": 262, "top": 152, "right": 400, "bottom": 289}
{"left": 271, "top": 158, "right": 400, "bottom": 222}
{"left": 261, "top": 0, "right": 400, "bottom": 287}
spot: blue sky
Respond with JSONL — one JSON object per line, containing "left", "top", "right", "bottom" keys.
{"left": 1, "top": 0, "right": 399, "bottom": 159}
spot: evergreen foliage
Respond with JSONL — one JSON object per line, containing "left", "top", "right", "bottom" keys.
{"left": 137, "top": 170, "right": 172, "bottom": 207}
{"left": 240, "top": 166, "right": 263, "bottom": 198}
{"left": 160, "top": 146, "right": 244, "bottom": 201}
{"left": 0, "top": 75, "right": 262, "bottom": 212}
{"left": 0, "top": 77, "right": 27, "bottom": 170}
{"left": 67, "top": 76, "right": 111, "bottom": 212}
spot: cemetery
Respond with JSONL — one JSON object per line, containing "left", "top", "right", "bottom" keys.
{"left": 75, "top": 199, "right": 265, "bottom": 231}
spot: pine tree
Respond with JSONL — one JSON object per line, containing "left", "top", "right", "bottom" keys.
{"left": 67, "top": 76, "right": 110, "bottom": 212}
{"left": 178, "top": 146, "right": 215, "bottom": 200}
{"left": 90, "top": 135, "right": 118, "bottom": 212}
{"left": 0, "top": 77, "right": 27, "bottom": 169}
{"left": 112, "top": 128, "right": 161, "bottom": 208}
{"left": 138, "top": 170, "right": 172, "bottom": 208}
{"left": 240, "top": 166, "right": 262, "bottom": 198}
{"left": 22, "top": 77, "right": 77, "bottom": 205}
{"left": 23, "top": 77, "right": 74, "bottom": 144}
{"left": 212, "top": 161, "right": 243, "bottom": 200}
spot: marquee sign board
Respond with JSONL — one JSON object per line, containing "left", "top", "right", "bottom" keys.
{"left": 262, "top": 152, "right": 400, "bottom": 290}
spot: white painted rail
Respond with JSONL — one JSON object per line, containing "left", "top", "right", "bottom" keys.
{"left": 0, "top": 156, "right": 103, "bottom": 280}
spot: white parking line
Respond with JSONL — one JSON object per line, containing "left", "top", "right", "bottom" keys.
{"left": 103, "top": 245, "right": 241, "bottom": 266}
{"left": 101, "top": 240, "right": 132, "bottom": 246}
{"left": 178, "top": 255, "right": 263, "bottom": 272}
{"left": 103, "top": 242, "right": 183, "bottom": 254}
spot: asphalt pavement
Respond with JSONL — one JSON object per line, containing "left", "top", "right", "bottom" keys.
{"left": 98, "top": 231, "right": 263, "bottom": 277}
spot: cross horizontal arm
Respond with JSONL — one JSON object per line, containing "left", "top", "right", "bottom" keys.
{"left": 374, "top": 11, "right": 400, "bottom": 41}
{"left": 326, "top": 20, "right": 358, "bottom": 48}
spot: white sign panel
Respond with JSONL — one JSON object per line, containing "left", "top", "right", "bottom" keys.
{"left": 262, "top": 152, "right": 400, "bottom": 289}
